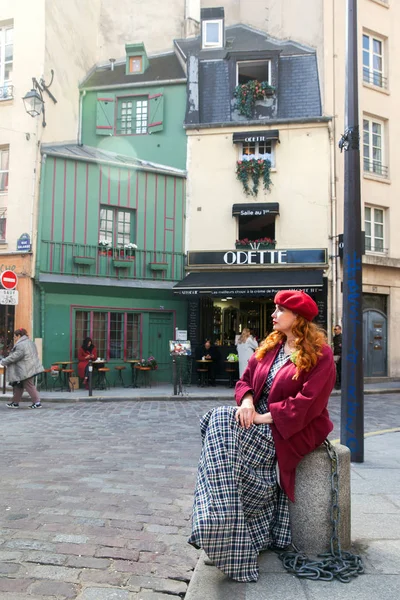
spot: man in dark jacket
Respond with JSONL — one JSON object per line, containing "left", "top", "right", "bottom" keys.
{"left": 333, "top": 325, "right": 342, "bottom": 389}
{"left": 195, "top": 339, "right": 220, "bottom": 385}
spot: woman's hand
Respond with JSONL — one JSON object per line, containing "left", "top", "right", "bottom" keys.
{"left": 235, "top": 396, "right": 255, "bottom": 429}
{"left": 253, "top": 412, "right": 274, "bottom": 425}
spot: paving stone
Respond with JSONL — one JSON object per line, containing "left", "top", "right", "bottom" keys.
{"left": 127, "top": 575, "right": 187, "bottom": 595}
{"left": 4, "top": 539, "right": 56, "bottom": 552}
{"left": 67, "top": 555, "right": 110, "bottom": 569}
{"left": 55, "top": 542, "right": 97, "bottom": 556}
{"left": 77, "top": 586, "right": 130, "bottom": 599}
{"left": 79, "top": 569, "right": 128, "bottom": 586}
{"left": 75, "top": 517, "right": 106, "bottom": 526}
{"left": 53, "top": 533, "right": 89, "bottom": 544}
{"left": 0, "top": 550, "right": 23, "bottom": 561}
{"left": 29, "top": 579, "right": 78, "bottom": 598}
{"left": 0, "top": 578, "right": 35, "bottom": 592}
{"left": 145, "top": 524, "right": 179, "bottom": 535}
{"left": 24, "top": 551, "right": 68, "bottom": 565}
{"left": 28, "top": 564, "right": 81, "bottom": 582}
{"left": 95, "top": 547, "right": 139, "bottom": 561}
{"left": 0, "top": 562, "right": 20, "bottom": 574}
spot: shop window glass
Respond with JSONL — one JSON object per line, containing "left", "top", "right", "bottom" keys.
{"left": 74, "top": 310, "right": 141, "bottom": 360}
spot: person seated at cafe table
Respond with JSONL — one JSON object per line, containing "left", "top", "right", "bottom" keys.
{"left": 195, "top": 339, "right": 219, "bottom": 386}
{"left": 78, "top": 337, "right": 98, "bottom": 389}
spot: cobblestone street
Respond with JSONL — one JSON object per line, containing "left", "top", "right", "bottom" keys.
{"left": 0, "top": 394, "right": 399, "bottom": 599}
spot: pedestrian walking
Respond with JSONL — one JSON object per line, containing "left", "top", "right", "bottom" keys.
{"left": 236, "top": 328, "right": 258, "bottom": 377}
{"left": 188, "top": 290, "right": 336, "bottom": 582}
{"left": 333, "top": 324, "right": 342, "bottom": 389}
{"left": 77, "top": 337, "right": 97, "bottom": 389}
{"left": 2, "top": 329, "right": 44, "bottom": 409}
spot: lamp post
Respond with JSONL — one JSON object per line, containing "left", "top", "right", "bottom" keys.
{"left": 22, "top": 69, "right": 57, "bottom": 127}
{"left": 339, "top": 0, "right": 364, "bottom": 462}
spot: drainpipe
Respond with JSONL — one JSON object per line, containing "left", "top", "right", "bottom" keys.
{"left": 328, "top": 121, "right": 338, "bottom": 334}
{"left": 78, "top": 90, "right": 86, "bottom": 146}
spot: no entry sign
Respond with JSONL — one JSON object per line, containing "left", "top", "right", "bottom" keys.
{"left": 0, "top": 270, "right": 18, "bottom": 290}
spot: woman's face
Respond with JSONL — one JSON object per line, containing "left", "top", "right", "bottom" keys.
{"left": 87, "top": 339, "right": 92, "bottom": 347}
{"left": 272, "top": 304, "right": 297, "bottom": 336}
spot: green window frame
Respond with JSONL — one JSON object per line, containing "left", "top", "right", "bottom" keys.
{"left": 117, "top": 96, "right": 148, "bottom": 135}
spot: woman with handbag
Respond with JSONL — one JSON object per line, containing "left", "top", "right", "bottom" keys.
{"left": 2, "top": 328, "right": 44, "bottom": 409}
{"left": 188, "top": 290, "right": 336, "bottom": 582}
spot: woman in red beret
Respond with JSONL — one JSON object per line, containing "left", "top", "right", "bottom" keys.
{"left": 188, "top": 290, "right": 336, "bottom": 582}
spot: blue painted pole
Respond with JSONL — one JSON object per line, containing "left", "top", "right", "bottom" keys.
{"left": 340, "top": 0, "right": 364, "bottom": 461}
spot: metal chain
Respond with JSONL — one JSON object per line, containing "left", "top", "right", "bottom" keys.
{"left": 278, "top": 440, "right": 364, "bottom": 583}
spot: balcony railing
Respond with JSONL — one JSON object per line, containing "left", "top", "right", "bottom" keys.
{"left": 39, "top": 241, "right": 184, "bottom": 281}
{"left": 363, "top": 68, "right": 388, "bottom": 89}
{"left": 0, "top": 85, "right": 13, "bottom": 100}
{"left": 363, "top": 159, "right": 388, "bottom": 178}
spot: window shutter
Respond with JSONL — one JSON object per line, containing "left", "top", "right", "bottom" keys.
{"left": 96, "top": 93, "right": 115, "bottom": 135}
{"left": 148, "top": 93, "right": 164, "bottom": 133}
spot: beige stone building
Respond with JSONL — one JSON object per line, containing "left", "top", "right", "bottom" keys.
{"left": 176, "top": 0, "right": 399, "bottom": 378}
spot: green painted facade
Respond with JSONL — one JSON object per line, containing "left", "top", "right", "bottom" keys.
{"left": 81, "top": 83, "right": 187, "bottom": 170}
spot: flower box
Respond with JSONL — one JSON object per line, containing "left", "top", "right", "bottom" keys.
{"left": 235, "top": 243, "right": 276, "bottom": 250}
{"left": 73, "top": 256, "right": 96, "bottom": 266}
{"left": 113, "top": 259, "right": 133, "bottom": 269}
{"left": 149, "top": 262, "right": 168, "bottom": 271}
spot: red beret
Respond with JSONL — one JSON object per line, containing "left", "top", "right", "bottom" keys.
{"left": 274, "top": 290, "right": 319, "bottom": 321}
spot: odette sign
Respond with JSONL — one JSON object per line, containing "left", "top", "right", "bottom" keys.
{"left": 0, "top": 270, "right": 18, "bottom": 290}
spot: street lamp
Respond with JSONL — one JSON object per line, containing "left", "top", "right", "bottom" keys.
{"left": 22, "top": 69, "right": 57, "bottom": 127}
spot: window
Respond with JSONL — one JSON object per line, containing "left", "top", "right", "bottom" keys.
{"left": 0, "top": 208, "right": 6, "bottom": 242}
{"left": 240, "top": 139, "right": 275, "bottom": 167}
{"left": 75, "top": 310, "right": 141, "bottom": 360}
{"left": 202, "top": 19, "right": 223, "bottom": 48}
{"left": 237, "top": 60, "right": 271, "bottom": 85}
{"left": 0, "top": 147, "right": 9, "bottom": 191}
{"left": 363, "top": 33, "right": 386, "bottom": 88}
{"left": 365, "top": 206, "right": 385, "bottom": 253}
{"left": 0, "top": 25, "right": 13, "bottom": 99}
{"left": 238, "top": 212, "right": 276, "bottom": 244}
{"left": 117, "top": 97, "right": 148, "bottom": 135}
{"left": 363, "top": 117, "right": 387, "bottom": 177}
{"left": 99, "top": 207, "right": 134, "bottom": 247}
{"left": 129, "top": 56, "right": 143, "bottom": 73}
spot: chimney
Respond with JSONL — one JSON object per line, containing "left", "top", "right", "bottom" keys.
{"left": 109, "top": 58, "right": 116, "bottom": 71}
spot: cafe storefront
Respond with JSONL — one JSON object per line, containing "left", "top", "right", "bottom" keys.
{"left": 174, "top": 247, "right": 329, "bottom": 363}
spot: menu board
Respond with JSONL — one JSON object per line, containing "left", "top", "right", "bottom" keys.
{"left": 188, "top": 300, "right": 200, "bottom": 349}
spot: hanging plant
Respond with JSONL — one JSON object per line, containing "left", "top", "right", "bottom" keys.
{"left": 236, "top": 158, "right": 272, "bottom": 196}
{"left": 233, "top": 80, "right": 275, "bottom": 119}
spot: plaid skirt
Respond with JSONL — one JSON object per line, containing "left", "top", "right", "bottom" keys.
{"left": 188, "top": 405, "right": 291, "bottom": 582}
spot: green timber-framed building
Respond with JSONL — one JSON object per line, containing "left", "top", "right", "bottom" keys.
{"left": 34, "top": 44, "right": 188, "bottom": 384}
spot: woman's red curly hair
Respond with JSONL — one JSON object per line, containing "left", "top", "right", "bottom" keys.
{"left": 255, "top": 316, "right": 327, "bottom": 379}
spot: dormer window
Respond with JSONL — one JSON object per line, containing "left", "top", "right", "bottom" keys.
{"left": 129, "top": 56, "right": 142, "bottom": 74}
{"left": 201, "top": 7, "right": 224, "bottom": 49}
{"left": 202, "top": 20, "right": 223, "bottom": 48}
{"left": 237, "top": 60, "right": 271, "bottom": 85}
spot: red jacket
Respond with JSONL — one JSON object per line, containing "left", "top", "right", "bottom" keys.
{"left": 77, "top": 346, "right": 98, "bottom": 379}
{"left": 235, "top": 343, "right": 335, "bottom": 502}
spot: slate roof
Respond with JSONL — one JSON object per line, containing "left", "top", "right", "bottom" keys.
{"left": 175, "top": 24, "right": 315, "bottom": 60}
{"left": 41, "top": 144, "right": 186, "bottom": 178}
{"left": 81, "top": 52, "right": 186, "bottom": 89}
{"left": 176, "top": 24, "right": 322, "bottom": 124}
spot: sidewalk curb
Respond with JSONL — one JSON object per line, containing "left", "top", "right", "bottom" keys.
{"left": 1, "top": 388, "right": 400, "bottom": 404}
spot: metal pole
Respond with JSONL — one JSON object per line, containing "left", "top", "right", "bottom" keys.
{"left": 339, "top": 0, "right": 364, "bottom": 461}
{"left": 2, "top": 365, "right": 6, "bottom": 395}
{"left": 172, "top": 354, "right": 177, "bottom": 396}
{"left": 88, "top": 360, "right": 93, "bottom": 397}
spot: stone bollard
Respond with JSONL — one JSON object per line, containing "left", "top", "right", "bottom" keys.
{"left": 288, "top": 443, "right": 351, "bottom": 556}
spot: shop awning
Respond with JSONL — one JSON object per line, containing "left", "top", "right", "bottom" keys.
{"left": 232, "top": 202, "right": 279, "bottom": 216}
{"left": 232, "top": 130, "right": 280, "bottom": 143}
{"left": 173, "top": 269, "right": 324, "bottom": 297}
